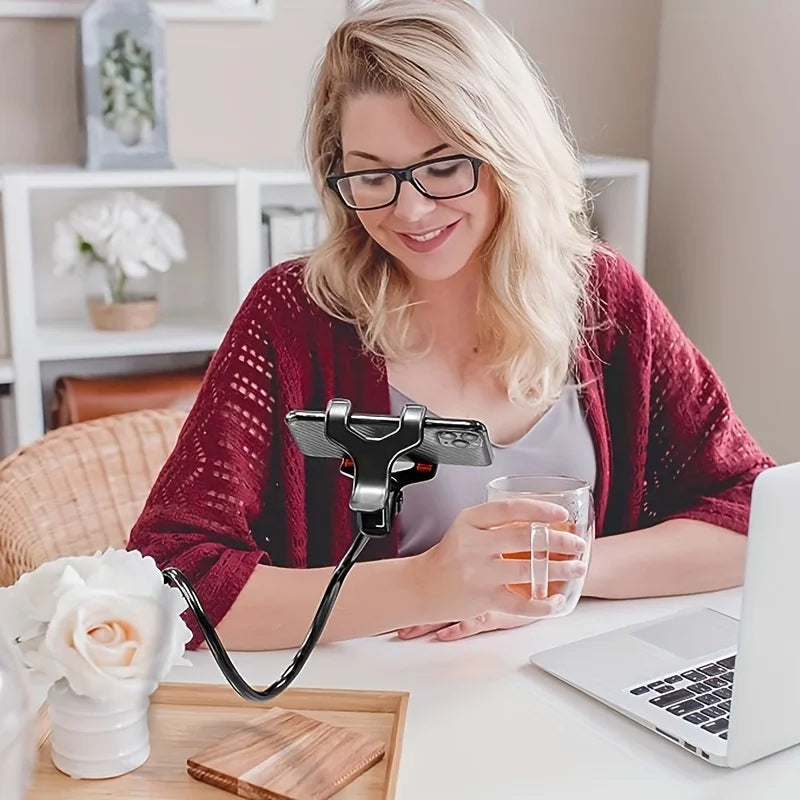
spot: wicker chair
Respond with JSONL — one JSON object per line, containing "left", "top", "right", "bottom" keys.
{"left": 0, "top": 408, "right": 186, "bottom": 586}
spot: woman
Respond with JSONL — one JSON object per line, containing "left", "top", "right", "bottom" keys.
{"left": 128, "top": 0, "right": 772, "bottom": 650}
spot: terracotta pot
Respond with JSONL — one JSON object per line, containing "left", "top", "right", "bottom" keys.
{"left": 86, "top": 298, "right": 158, "bottom": 331}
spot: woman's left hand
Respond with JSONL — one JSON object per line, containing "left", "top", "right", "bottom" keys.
{"left": 396, "top": 612, "right": 537, "bottom": 641}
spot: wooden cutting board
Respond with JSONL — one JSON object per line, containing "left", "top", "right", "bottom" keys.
{"left": 187, "top": 706, "right": 386, "bottom": 800}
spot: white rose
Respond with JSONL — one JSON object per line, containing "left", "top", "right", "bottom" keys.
{"left": 1, "top": 560, "right": 91, "bottom": 642}
{"left": 52, "top": 221, "right": 90, "bottom": 275}
{"left": 84, "top": 547, "right": 171, "bottom": 600}
{"left": 0, "top": 585, "right": 43, "bottom": 651}
{"left": 39, "top": 586, "right": 190, "bottom": 701}
{"left": 141, "top": 245, "right": 170, "bottom": 272}
{"left": 68, "top": 199, "right": 115, "bottom": 250}
{"left": 106, "top": 214, "right": 153, "bottom": 276}
{"left": 53, "top": 192, "right": 185, "bottom": 280}
{"left": 0, "top": 562, "right": 91, "bottom": 680}
{"left": 153, "top": 214, "right": 187, "bottom": 263}
{"left": 0, "top": 549, "right": 192, "bottom": 700}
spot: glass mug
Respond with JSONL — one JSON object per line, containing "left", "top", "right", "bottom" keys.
{"left": 485, "top": 475, "right": 595, "bottom": 617}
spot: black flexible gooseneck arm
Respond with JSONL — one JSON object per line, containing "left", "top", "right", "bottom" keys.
{"left": 161, "top": 399, "right": 438, "bottom": 703}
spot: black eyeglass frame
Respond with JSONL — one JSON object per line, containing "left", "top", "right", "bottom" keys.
{"left": 325, "top": 154, "right": 484, "bottom": 211}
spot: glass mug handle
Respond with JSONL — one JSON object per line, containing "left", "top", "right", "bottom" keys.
{"left": 531, "top": 522, "right": 550, "bottom": 600}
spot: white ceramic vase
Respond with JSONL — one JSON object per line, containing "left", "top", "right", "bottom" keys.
{"left": 47, "top": 679, "right": 151, "bottom": 779}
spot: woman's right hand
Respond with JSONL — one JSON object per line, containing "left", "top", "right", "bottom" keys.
{"left": 414, "top": 498, "right": 587, "bottom": 623}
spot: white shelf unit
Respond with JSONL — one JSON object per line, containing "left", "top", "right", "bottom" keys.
{"left": 0, "top": 155, "right": 648, "bottom": 454}
{"left": 0, "top": 165, "right": 247, "bottom": 450}
{"left": 582, "top": 154, "right": 649, "bottom": 272}
{"left": 36, "top": 318, "right": 229, "bottom": 361}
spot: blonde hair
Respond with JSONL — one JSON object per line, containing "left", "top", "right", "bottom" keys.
{"left": 302, "top": 0, "right": 598, "bottom": 411}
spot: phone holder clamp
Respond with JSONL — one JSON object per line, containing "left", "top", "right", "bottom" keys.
{"left": 324, "top": 398, "right": 438, "bottom": 537}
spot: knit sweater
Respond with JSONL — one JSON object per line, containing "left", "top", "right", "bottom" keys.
{"left": 127, "top": 250, "right": 774, "bottom": 648}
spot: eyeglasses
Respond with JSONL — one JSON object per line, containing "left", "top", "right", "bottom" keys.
{"left": 326, "top": 154, "right": 484, "bottom": 211}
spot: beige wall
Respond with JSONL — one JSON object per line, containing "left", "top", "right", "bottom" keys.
{"left": 0, "top": 0, "right": 660, "bottom": 167}
{"left": 647, "top": 0, "right": 798, "bottom": 463}
{"left": 490, "top": 0, "right": 661, "bottom": 158}
{"left": 0, "top": 1, "right": 345, "bottom": 167}
{"left": 0, "top": 18, "right": 84, "bottom": 164}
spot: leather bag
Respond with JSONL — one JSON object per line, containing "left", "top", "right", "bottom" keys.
{"left": 50, "top": 369, "right": 205, "bottom": 428}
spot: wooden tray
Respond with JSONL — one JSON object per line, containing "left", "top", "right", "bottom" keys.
{"left": 29, "top": 683, "right": 409, "bottom": 800}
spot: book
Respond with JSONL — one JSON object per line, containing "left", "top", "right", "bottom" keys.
{"left": 261, "top": 206, "right": 327, "bottom": 270}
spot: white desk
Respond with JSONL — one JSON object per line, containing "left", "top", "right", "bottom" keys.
{"left": 163, "top": 588, "right": 800, "bottom": 799}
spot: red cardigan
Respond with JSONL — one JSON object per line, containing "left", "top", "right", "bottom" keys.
{"left": 128, "top": 250, "right": 773, "bottom": 648}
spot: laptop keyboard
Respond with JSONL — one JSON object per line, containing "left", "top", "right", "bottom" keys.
{"left": 628, "top": 654, "right": 735, "bottom": 740}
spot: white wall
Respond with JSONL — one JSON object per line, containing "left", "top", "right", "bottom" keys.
{"left": 648, "top": 0, "right": 799, "bottom": 463}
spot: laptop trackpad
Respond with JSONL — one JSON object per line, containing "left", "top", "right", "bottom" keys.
{"left": 631, "top": 609, "right": 737, "bottom": 660}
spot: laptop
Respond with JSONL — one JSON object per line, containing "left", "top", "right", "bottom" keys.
{"left": 528, "top": 461, "right": 800, "bottom": 768}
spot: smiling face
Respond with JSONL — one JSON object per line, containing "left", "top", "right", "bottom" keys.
{"left": 338, "top": 93, "right": 500, "bottom": 286}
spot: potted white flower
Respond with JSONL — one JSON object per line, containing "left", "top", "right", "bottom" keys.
{"left": 52, "top": 191, "right": 187, "bottom": 331}
{"left": 0, "top": 548, "right": 193, "bottom": 780}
